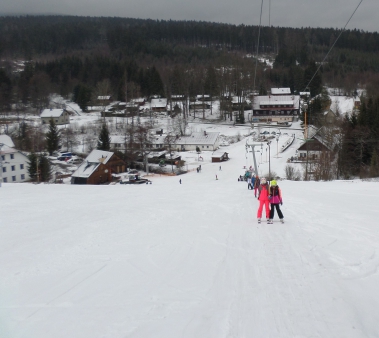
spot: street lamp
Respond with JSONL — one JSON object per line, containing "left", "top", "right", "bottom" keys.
{"left": 276, "top": 134, "right": 280, "bottom": 158}
{"left": 260, "top": 143, "right": 263, "bottom": 164}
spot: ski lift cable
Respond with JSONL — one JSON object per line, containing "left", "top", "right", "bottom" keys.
{"left": 253, "top": 0, "right": 264, "bottom": 93}
{"left": 303, "top": 0, "right": 364, "bottom": 93}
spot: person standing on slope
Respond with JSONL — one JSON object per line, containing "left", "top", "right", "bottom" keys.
{"left": 253, "top": 175, "right": 260, "bottom": 198}
{"left": 257, "top": 177, "right": 270, "bottom": 224}
{"left": 251, "top": 175, "right": 256, "bottom": 193}
{"left": 247, "top": 176, "right": 252, "bottom": 189}
{"left": 268, "top": 180, "right": 284, "bottom": 224}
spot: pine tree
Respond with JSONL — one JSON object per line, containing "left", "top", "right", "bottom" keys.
{"left": 39, "top": 153, "right": 52, "bottom": 182}
{"left": 370, "top": 150, "right": 379, "bottom": 178}
{"left": 45, "top": 119, "right": 60, "bottom": 155}
{"left": 97, "top": 123, "right": 111, "bottom": 151}
{"left": 27, "top": 152, "right": 38, "bottom": 182}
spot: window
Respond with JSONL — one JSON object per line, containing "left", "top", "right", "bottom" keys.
{"left": 11, "top": 165, "right": 16, "bottom": 171}
{"left": 2, "top": 167, "right": 6, "bottom": 173}
{"left": 3, "top": 177, "right": 7, "bottom": 183}
{"left": 207, "top": 146, "right": 209, "bottom": 148}
{"left": 1, "top": 155, "right": 4, "bottom": 161}
{"left": 10, "top": 154, "right": 14, "bottom": 159}
{"left": 20, "top": 164, "right": 24, "bottom": 170}
{"left": 12, "top": 176, "right": 16, "bottom": 182}
{"left": 21, "top": 174, "right": 25, "bottom": 180}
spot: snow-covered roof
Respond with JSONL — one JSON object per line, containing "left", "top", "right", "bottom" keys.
{"left": 0, "top": 134, "right": 15, "bottom": 147}
{"left": 147, "top": 151, "right": 167, "bottom": 158}
{"left": 71, "top": 150, "right": 114, "bottom": 178}
{"left": 176, "top": 132, "right": 219, "bottom": 146}
{"left": 153, "top": 135, "right": 167, "bottom": 145}
{"left": 97, "top": 96, "right": 111, "bottom": 100}
{"left": 151, "top": 98, "right": 167, "bottom": 108}
{"left": 40, "top": 109, "right": 66, "bottom": 118}
{"left": 110, "top": 135, "right": 126, "bottom": 144}
{"left": 0, "top": 144, "right": 17, "bottom": 154}
{"left": 86, "top": 150, "right": 113, "bottom": 164}
{"left": 260, "top": 100, "right": 294, "bottom": 106}
{"left": 253, "top": 95, "right": 300, "bottom": 109}
{"left": 212, "top": 150, "right": 228, "bottom": 157}
{"left": 271, "top": 88, "right": 291, "bottom": 95}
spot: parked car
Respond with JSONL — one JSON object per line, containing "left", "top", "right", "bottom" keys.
{"left": 57, "top": 155, "right": 72, "bottom": 161}
{"left": 66, "top": 157, "right": 83, "bottom": 164}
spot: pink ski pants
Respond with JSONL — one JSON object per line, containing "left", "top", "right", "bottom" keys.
{"left": 257, "top": 200, "right": 270, "bottom": 219}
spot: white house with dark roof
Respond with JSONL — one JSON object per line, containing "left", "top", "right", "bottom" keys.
{"left": 40, "top": 108, "right": 70, "bottom": 125}
{"left": 152, "top": 132, "right": 220, "bottom": 151}
{"left": 0, "top": 142, "right": 30, "bottom": 183}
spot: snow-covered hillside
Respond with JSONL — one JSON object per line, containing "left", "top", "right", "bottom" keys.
{"left": 1, "top": 130, "right": 379, "bottom": 337}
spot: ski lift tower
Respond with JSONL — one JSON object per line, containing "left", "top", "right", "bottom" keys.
{"left": 245, "top": 137, "right": 260, "bottom": 175}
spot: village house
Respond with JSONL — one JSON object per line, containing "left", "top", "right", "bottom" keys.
{"left": 196, "top": 94, "right": 211, "bottom": 101}
{"left": 152, "top": 131, "right": 220, "bottom": 152}
{"left": 0, "top": 135, "right": 30, "bottom": 183}
{"left": 171, "top": 95, "right": 186, "bottom": 101}
{"left": 40, "top": 108, "right": 70, "bottom": 125}
{"left": 252, "top": 88, "right": 300, "bottom": 123}
{"left": 110, "top": 135, "right": 126, "bottom": 151}
{"left": 71, "top": 150, "right": 126, "bottom": 185}
{"left": 231, "top": 96, "right": 250, "bottom": 110}
{"left": 189, "top": 101, "right": 211, "bottom": 110}
{"left": 297, "top": 127, "right": 335, "bottom": 161}
{"left": 211, "top": 151, "right": 229, "bottom": 163}
{"left": 151, "top": 98, "right": 167, "bottom": 112}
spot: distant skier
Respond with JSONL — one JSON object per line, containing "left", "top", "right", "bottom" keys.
{"left": 247, "top": 177, "right": 252, "bottom": 189}
{"left": 219, "top": 165, "right": 222, "bottom": 171}
{"left": 216, "top": 174, "right": 218, "bottom": 180}
{"left": 179, "top": 179, "right": 182, "bottom": 184}
{"left": 268, "top": 180, "right": 284, "bottom": 224}
{"left": 257, "top": 177, "right": 270, "bottom": 224}
{"left": 253, "top": 175, "right": 260, "bottom": 198}
{"left": 251, "top": 175, "right": 256, "bottom": 192}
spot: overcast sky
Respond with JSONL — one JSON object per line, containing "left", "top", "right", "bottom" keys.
{"left": 1, "top": 0, "right": 377, "bottom": 33}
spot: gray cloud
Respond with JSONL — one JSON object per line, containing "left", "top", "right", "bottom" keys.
{"left": 1, "top": 0, "right": 377, "bottom": 32}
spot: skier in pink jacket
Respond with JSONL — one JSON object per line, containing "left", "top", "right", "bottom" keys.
{"left": 257, "top": 177, "right": 270, "bottom": 223}
{"left": 268, "top": 180, "right": 284, "bottom": 224}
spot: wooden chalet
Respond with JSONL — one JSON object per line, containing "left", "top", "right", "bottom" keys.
{"left": 71, "top": 150, "right": 126, "bottom": 185}
{"left": 211, "top": 151, "right": 229, "bottom": 163}
{"left": 297, "top": 130, "right": 334, "bottom": 161}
